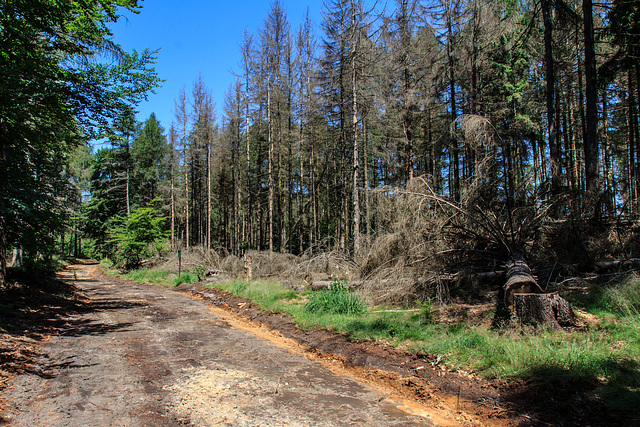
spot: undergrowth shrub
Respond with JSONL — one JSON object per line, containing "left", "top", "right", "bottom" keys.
{"left": 600, "top": 275, "right": 640, "bottom": 317}
{"left": 172, "top": 271, "right": 198, "bottom": 286}
{"left": 125, "top": 269, "right": 168, "bottom": 285}
{"left": 420, "top": 297, "right": 435, "bottom": 324}
{"left": 305, "top": 279, "right": 366, "bottom": 315}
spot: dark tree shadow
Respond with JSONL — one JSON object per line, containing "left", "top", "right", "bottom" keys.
{"left": 502, "top": 361, "right": 640, "bottom": 426}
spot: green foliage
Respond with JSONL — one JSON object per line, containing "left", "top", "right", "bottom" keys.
{"left": 420, "top": 297, "right": 435, "bottom": 324}
{"left": 599, "top": 276, "right": 640, "bottom": 318}
{"left": 80, "top": 159, "right": 121, "bottom": 258}
{"left": 108, "top": 204, "right": 168, "bottom": 269}
{"left": 305, "top": 279, "right": 366, "bottom": 315}
{"left": 131, "top": 113, "right": 169, "bottom": 207}
{"left": 216, "top": 279, "right": 303, "bottom": 313}
{"left": 487, "top": 33, "right": 536, "bottom": 130}
{"left": 572, "top": 274, "right": 640, "bottom": 319}
{"left": 171, "top": 271, "right": 198, "bottom": 287}
{"left": 0, "top": 0, "right": 160, "bottom": 283}
{"left": 81, "top": 111, "right": 170, "bottom": 261}
{"left": 601, "top": 0, "right": 640, "bottom": 84}
{"left": 124, "top": 268, "right": 169, "bottom": 285}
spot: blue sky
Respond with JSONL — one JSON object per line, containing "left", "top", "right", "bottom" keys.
{"left": 110, "top": 0, "right": 326, "bottom": 134}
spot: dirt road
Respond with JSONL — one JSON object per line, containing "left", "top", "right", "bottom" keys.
{"left": 1, "top": 263, "right": 435, "bottom": 426}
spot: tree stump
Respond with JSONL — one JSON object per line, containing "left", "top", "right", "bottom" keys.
{"left": 512, "top": 293, "right": 578, "bottom": 329}
{"left": 500, "top": 253, "right": 578, "bottom": 330}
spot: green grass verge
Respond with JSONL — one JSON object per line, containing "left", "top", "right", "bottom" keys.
{"left": 212, "top": 276, "right": 640, "bottom": 419}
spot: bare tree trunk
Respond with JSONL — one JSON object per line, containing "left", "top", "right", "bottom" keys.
{"left": 207, "top": 142, "right": 212, "bottom": 249}
{"left": 542, "top": 0, "right": 560, "bottom": 193}
{"left": 288, "top": 81, "right": 294, "bottom": 254}
{"left": 351, "top": 0, "right": 360, "bottom": 255}
{"left": 11, "top": 245, "right": 22, "bottom": 268}
{"left": 310, "top": 138, "right": 317, "bottom": 249}
{"left": 364, "top": 119, "right": 371, "bottom": 237}
{"left": 176, "top": 88, "right": 190, "bottom": 249}
{"left": 125, "top": 162, "right": 131, "bottom": 216}
{"left": 583, "top": 0, "right": 598, "bottom": 193}
{"left": 298, "top": 110, "right": 304, "bottom": 254}
{"left": 268, "top": 85, "right": 274, "bottom": 253}
{"left": 398, "top": 0, "right": 415, "bottom": 183}
{"left": 630, "top": 71, "right": 639, "bottom": 216}
{"left": 170, "top": 127, "right": 176, "bottom": 249}
{"left": 0, "top": 202, "right": 5, "bottom": 287}
{"left": 246, "top": 96, "right": 252, "bottom": 247}
{"left": 243, "top": 31, "right": 253, "bottom": 250}
{"left": 184, "top": 145, "right": 189, "bottom": 249}
{"left": 446, "top": 0, "right": 459, "bottom": 201}
{"left": 602, "top": 87, "right": 615, "bottom": 213}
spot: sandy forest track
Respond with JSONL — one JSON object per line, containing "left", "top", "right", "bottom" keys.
{"left": 0, "top": 262, "right": 489, "bottom": 426}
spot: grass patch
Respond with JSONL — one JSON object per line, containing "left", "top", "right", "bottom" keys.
{"left": 171, "top": 271, "right": 199, "bottom": 286}
{"left": 125, "top": 269, "right": 169, "bottom": 285}
{"left": 214, "top": 279, "right": 304, "bottom": 314}
{"left": 211, "top": 274, "right": 640, "bottom": 420}
{"left": 304, "top": 280, "right": 366, "bottom": 315}
{"left": 111, "top": 264, "right": 200, "bottom": 287}
{"left": 597, "top": 275, "right": 640, "bottom": 318}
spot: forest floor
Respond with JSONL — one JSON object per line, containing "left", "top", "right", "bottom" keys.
{"left": 0, "top": 261, "right": 624, "bottom": 426}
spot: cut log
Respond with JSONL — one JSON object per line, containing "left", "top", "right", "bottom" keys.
{"left": 512, "top": 293, "right": 578, "bottom": 329}
{"left": 504, "top": 254, "right": 543, "bottom": 311}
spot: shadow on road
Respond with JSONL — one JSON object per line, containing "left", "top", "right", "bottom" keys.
{"left": 0, "top": 265, "right": 139, "bottom": 383}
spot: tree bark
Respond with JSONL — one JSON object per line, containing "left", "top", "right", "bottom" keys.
{"left": 11, "top": 246, "right": 23, "bottom": 268}
{"left": 583, "top": 0, "right": 599, "bottom": 193}
{"left": 503, "top": 253, "right": 543, "bottom": 311}
{"left": 268, "top": 84, "right": 274, "bottom": 253}
{"left": 207, "top": 141, "right": 212, "bottom": 249}
{"left": 0, "top": 119, "right": 6, "bottom": 286}
{"left": 446, "top": 1, "right": 460, "bottom": 201}
{"left": 0, "top": 215, "right": 6, "bottom": 286}
{"left": 542, "top": 0, "right": 560, "bottom": 193}
{"left": 351, "top": 0, "right": 360, "bottom": 255}
{"left": 170, "top": 127, "right": 176, "bottom": 249}
{"left": 512, "top": 293, "right": 578, "bottom": 329}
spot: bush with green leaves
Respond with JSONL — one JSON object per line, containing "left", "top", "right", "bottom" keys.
{"left": 108, "top": 204, "right": 168, "bottom": 270}
{"left": 305, "top": 279, "right": 366, "bottom": 315}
